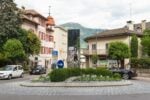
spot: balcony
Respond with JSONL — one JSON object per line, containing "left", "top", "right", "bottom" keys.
{"left": 82, "top": 49, "right": 108, "bottom": 56}
{"left": 41, "top": 41, "right": 54, "bottom": 48}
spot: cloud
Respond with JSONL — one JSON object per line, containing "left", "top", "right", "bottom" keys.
{"left": 15, "top": 0, "right": 150, "bottom": 29}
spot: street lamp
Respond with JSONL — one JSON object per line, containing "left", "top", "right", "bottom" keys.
{"left": 96, "top": 29, "right": 98, "bottom": 67}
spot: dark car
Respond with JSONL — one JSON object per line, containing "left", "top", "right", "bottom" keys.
{"left": 109, "top": 67, "right": 137, "bottom": 79}
{"left": 30, "top": 65, "right": 46, "bottom": 75}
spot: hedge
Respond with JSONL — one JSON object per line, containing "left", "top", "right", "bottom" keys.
{"left": 131, "top": 58, "right": 150, "bottom": 69}
{"left": 49, "top": 67, "right": 113, "bottom": 82}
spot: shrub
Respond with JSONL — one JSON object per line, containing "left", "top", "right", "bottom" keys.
{"left": 130, "top": 58, "right": 139, "bottom": 68}
{"left": 49, "top": 67, "right": 113, "bottom": 82}
{"left": 68, "top": 68, "right": 81, "bottom": 76}
{"left": 113, "top": 73, "right": 121, "bottom": 79}
{"left": 131, "top": 58, "right": 150, "bottom": 69}
{"left": 96, "top": 67, "right": 113, "bottom": 76}
{"left": 50, "top": 68, "right": 69, "bottom": 82}
{"left": 82, "top": 68, "right": 96, "bottom": 75}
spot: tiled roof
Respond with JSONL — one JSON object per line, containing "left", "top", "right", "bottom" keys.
{"left": 85, "top": 27, "right": 143, "bottom": 41}
{"left": 24, "top": 9, "right": 47, "bottom": 20}
{"left": 22, "top": 15, "right": 39, "bottom": 25}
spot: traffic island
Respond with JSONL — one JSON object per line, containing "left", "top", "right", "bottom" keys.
{"left": 20, "top": 80, "right": 132, "bottom": 87}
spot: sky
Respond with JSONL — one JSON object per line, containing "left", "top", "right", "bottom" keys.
{"left": 15, "top": 0, "right": 150, "bottom": 29}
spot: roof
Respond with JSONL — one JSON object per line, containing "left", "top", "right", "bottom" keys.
{"left": 46, "top": 16, "right": 55, "bottom": 26}
{"left": 85, "top": 27, "right": 143, "bottom": 41}
{"left": 134, "top": 22, "right": 150, "bottom": 30}
{"left": 24, "top": 9, "right": 47, "bottom": 20}
{"left": 22, "top": 15, "right": 39, "bottom": 25}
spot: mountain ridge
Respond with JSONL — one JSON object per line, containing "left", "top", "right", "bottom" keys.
{"left": 60, "top": 22, "right": 105, "bottom": 48}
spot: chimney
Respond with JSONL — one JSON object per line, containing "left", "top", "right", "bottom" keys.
{"left": 141, "top": 20, "right": 146, "bottom": 31}
{"left": 127, "top": 20, "right": 134, "bottom": 31}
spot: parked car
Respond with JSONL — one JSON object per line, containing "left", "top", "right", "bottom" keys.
{"left": 0, "top": 65, "right": 24, "bottom": 80}
{"left": 30, "top": 65, "right": 46, "bottom": 75}
{"left": 109, "top": 67, "right": 137, "bottom": 79}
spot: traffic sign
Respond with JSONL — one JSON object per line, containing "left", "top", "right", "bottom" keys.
{"left": 57, "top": 60, "right": 64, "bottom": 68}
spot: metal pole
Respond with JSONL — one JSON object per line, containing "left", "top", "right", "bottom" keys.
{"left": 96, "top": 30, "right": 98, "bottom": 67}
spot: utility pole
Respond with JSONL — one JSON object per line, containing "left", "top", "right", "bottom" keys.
{"left": 96, "top": 29, "right": 98, "bottom": 67}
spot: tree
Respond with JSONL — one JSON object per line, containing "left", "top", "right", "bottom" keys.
{"left": 91, "top": 54, "right": 98, "bottom": 64}
{"left": 18, "top": 28, "right": 41, "bottom": 57}
{"left": 3, "top": 39, "right": 25, "bottom": 64}
{"left": 108, "top": 42, "right": 130, "bottom": 68}
{"left": 131, "top": 35, "right": 138, "bottom": 58}
{"left": 0, "top": 52, "right": 7, "bottom": 66}
{"left": 0, "top": 0, "right": 22, "bottom": 50}
{"left": 141, "top": 29, "right": 150, "bottom": 57}
{"left": 26, "top": 30, "right": 41, "bottom": 56}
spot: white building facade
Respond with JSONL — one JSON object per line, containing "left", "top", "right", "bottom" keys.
{"left": 22, "top": 9, "right": 55, "bottom": 68}
{"left": 53, "top": 26, "right": 68, "bottom": 67}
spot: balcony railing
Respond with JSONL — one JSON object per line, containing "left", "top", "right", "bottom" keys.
{"left": 82, "top": 49, "right": 108, "bottom": 55}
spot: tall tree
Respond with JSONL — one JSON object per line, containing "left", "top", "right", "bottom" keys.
{"left": 3, "top": 39, "right": 25, "bottom": 64}
{"left": 141, "top": 29, "right": 150, "bottom": 57}
{"left": 91, "top": 54, "right": 98, "bottom": 64}
{"left": 108, "top": 42, "right": 130, "bottom": 68}
{"left": 18, "top": 29, "right": 41, "bottom": 57}
{"left": 26, "top": 30, "right": 41, "bottom": 56}
{"left": 131, "top": 35, "right": 138, "bottom": 58}
{"left": 0, "top": 0, "right": 22, "bottom": 50}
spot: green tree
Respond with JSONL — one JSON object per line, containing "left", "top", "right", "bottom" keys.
{"left": 108, "top": 42, "right": 130, "bottom": 68}
{"left": 18, "top": 28, "right": 41, "bottom": 57}
{"left": 0, "top": 52, "right": 7, "bottom": 66}
{"left": 131, "top": 35, "right": 138, "bottom": 58}
{"left": 91, "top": 54, "right": 98, "bottom": 64}
{"left": 3, "top": 39, "right": 25, "bottom": 64}
{"left": 26, "top": 30, "right": 41, "bottom": 56}
{"left": 141, "top": 29, "right": 150, "bottom": 57}
{"left": 0, "top": 0, "right": 22, "bottom": 50}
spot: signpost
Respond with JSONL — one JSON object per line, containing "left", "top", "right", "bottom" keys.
{"left": 57, "top": 60, "right": 64, "bottom": 68}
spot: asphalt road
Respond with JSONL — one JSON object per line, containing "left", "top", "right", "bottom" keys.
{"left": 1, "top": 76, "right": 150, "bottom": 100}
{"left": 0, "top": 94, "right": 150, "bottom": 100}
{"left": 0, "top": 74, "right": 39, "bottom": 84}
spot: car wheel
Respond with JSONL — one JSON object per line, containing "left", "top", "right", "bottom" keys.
{"left": 123, "top": 74, "right": 129, "bottom": 80}
{"left": 8, "top": 75, "right": 12, "bottom": 80}
{"left": 20, "top": 73, "right": 24, "bottom": 78}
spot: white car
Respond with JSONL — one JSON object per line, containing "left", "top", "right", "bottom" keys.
{"left": 0, "top": 65, "right": 24, "bottom": 80}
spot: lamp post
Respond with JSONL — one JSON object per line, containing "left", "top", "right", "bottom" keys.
{"left": 96, "top": 29, "right": 98, "bottom": 67}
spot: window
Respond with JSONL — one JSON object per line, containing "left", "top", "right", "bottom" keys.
{"left": 49, "top": 36, "right": 54, "bottom": 41}
{"left": 92, "top": 44, "right": 97, "bottom": 50}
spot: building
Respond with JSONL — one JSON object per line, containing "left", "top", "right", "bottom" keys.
{"left": 53, "top": 26, "right": 68, "bottom": 67}
{"left": 84, "top": 20, "right": 150, "bottom": 68}
{"left": 22, "top": 9, "right": 55, "bottom": 68}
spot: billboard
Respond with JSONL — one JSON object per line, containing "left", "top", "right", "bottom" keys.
{"left": 67, "top": 29, "right": 80, "bottom": 67}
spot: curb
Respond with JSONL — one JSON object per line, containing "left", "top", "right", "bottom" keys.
{"left": 20, "top": 80, "right": 132, "bottom": 87}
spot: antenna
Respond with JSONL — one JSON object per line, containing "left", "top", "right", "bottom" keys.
{"left": 129, "top": 1, "right": 133, "bottom": 20}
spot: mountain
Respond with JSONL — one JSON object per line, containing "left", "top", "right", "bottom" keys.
{"left": 60, "top": 22, "right": 104, "bottom": 48}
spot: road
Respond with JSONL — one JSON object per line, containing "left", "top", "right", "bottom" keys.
{"left": 0, "top": 74, "right": 39, "bottom": 84}
{"left": 0, "top": 94, "right": 150, "bottom": 100}
{"left": 1, "top": 76, "right": 150, "bottom": 100}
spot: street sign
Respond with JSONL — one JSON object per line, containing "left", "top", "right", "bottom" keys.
{"left": 57, "top": 60, "right": 64, "bottom": 68}
{"left": 52, "top": 50, "right": 58, "bottom": 56}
